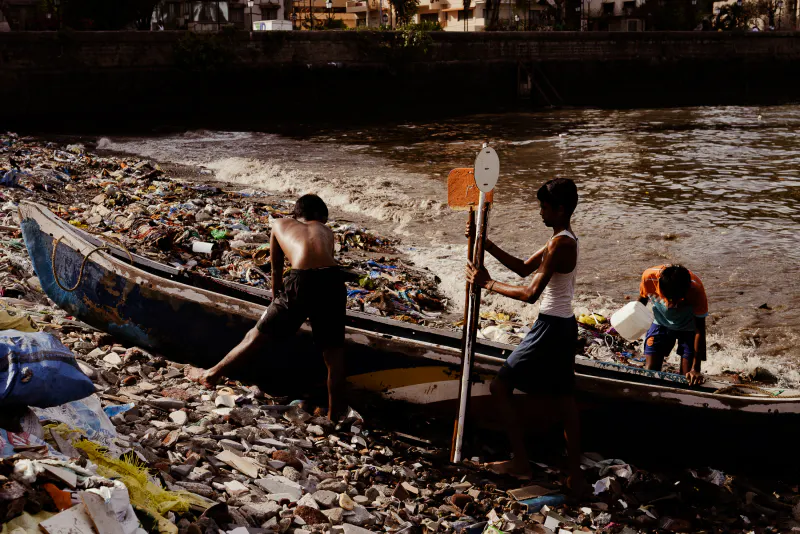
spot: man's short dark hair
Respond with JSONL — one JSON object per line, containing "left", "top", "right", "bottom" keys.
{"left": 294, "top": 194, "right": 328, "bottom": 222}
{"left": 659, "top": 265, "right": 691, "bottom": 301}
{"left": 537, "top": 178, "right": 578, "bottom": 216}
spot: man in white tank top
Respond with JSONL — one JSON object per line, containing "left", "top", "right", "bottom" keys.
{"left": 466, "top": 178, "right": 585, "bottom": 492}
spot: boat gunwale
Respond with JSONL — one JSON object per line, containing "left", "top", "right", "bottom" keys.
{"left": 19, "top": 201, "right": 800, "bottom": 408}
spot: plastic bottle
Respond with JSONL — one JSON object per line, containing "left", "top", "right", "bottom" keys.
{"left": 520, "top": 494, "right": 566, "bottom": 512}
{"left": 610, "top": 301, "right": 654, "bottom": 341}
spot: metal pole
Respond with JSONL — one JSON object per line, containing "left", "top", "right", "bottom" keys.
{"left": 452, "top": 193, "right": 490, "bottom": 463}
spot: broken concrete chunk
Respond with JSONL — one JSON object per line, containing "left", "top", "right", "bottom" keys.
{"left": 313, "top": 490, "right": 338, "bottom": 508}
{"left": 77, "top": 361, "right": 97, "bottom": 379}
{"left": 254, "top": 475, "right": 303, "bottom": 501}
{"left": 219, "top": 439, "right": 246, "bottom": 452}
{"left": 323, "top": 507, "right": 345, "bottom": 525}
{"left": 169, "top": 411, "right": 188, "bottom": 426}
{"left": 102, "top": 352, "right": 122, "bottom": 366}
{"left": 242, "top": 500, "right": 281, "bottom": 523}
{"left": 297, "top": 493, "right": 319, "bottom": 509}
{"left": 216, "top": 450, "right": 261, "bottom": 479}
{"left": 343, "top": 505, "right": 374, "bottom": 527}
{"left": 317, "top": 478, "right": 347, "bottom": 493}
{"left": 87, "top": 347, "right": 107, "bottom": 359}
{"left": 39, "top": 502, "right": 95, "bottom": 534}
{"left": 224, "top": 479, "right": 250, "bottom": 497}
{"left": 257, "top": 438, "right": 288, "bottom": 449}
{"left": 340, "top": 524, "right": 373, "bottom": 534}
{"left": 294, "top": 505, "right": 330, "bottom": 526}
{"left": 282, "top": 466, "right": 301, "bottom": 482}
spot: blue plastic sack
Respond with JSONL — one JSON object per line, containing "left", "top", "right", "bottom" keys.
{"left": 0, "top": 330, "right": 95, "bottom": 408}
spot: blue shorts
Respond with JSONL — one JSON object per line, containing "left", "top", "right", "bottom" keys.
{"left": 644, "top": 323, "right": 695, "bottom": 359}
{"left": 497, "top": 314, "right": 577, "bottom": 395}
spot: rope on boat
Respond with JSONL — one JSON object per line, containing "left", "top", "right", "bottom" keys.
{"left": 51, "top": 236, "right": 111, "bottom": 292}
{"left": 82, "top": 228, "right": 134, "bottom": 265}
{"left": 713, "top": 383, "right": 800, "bottom": 398}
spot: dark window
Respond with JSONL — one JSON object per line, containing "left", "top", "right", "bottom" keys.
{"left": 420, "top": 13, "right": 438, "bottom": 22}
{"left": 230, "top": 7, "right": 244, "bottom": 23}
{"left": 457, "top": 8, "right": 473, "bottom": 20}
{"left": 623, "top": 0, "right": 635, "bottom": 13}
{"left": 602, "top": 2, "right": 615, "bottom": 15}
{"left": 264, "top": 9, "right": 278, "bottom": 19}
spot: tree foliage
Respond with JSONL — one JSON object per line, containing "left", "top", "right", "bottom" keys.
{"left": 388, "top": 0, "right": 419, "bottom": 25}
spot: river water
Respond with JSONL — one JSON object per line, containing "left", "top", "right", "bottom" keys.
{"left": 104, "top": 104, "right": 800, "bottom": 386}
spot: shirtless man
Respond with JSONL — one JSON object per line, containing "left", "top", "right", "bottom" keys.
{"left": 186, "top": 194, "right": 346, "bottom": 420}
{"left": 465, "top": 178, "right": 585, "bottom": 490}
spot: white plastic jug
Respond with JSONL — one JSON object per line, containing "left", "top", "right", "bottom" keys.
{"left": 610, "top": 301, "right": 654, "bottom": 342}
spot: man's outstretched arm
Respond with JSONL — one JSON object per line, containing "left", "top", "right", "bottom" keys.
{"left": 466, "top": 238, "right": 563, "bottom": 304}
{"left": 485, "top": 240, "right": 546, "bottom": 278}
{"left": 466, "top": 220, "right": 544, "bottom": 278}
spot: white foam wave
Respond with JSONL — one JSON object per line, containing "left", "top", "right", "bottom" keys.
{"left": 204, "top": 157, "right": 447, "bottom": 233}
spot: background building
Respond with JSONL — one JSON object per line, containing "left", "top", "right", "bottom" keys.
{"left": 583, "top": 0, "right": 646, "bottom": 30}
{"left": 414, "top": 0, "right": 518, "bottom": 30}
{"left": 344, "top": 0, "right": 389, "bottom": 27}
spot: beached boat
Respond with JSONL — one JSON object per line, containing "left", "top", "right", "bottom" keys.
{"left": 19, "top": 201, "right": 800, "bottom": 462}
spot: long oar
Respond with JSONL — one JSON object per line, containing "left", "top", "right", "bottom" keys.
{"left": 450, "top": 147, "right": 500, "bottom": 463}
{"left": 447, "top": 168, "right": 477, "bottom": 461}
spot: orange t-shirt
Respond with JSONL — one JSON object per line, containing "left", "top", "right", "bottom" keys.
{"left": 639, "top": 265, "right": 708, "bottom": 331}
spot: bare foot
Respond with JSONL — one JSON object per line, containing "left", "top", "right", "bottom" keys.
{"left": 485, "top": 460, "right": 533, "bottom": 480}
{"left": 185, "top": 365, "right": 219, "bottom": 389}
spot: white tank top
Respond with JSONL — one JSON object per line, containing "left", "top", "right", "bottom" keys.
{"left": 538, "top": 230, "right": 578, "bottom": 319}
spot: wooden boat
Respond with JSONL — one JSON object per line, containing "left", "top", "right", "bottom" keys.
{"left": 19, "top": 201, "right": 800, "bottom": 468}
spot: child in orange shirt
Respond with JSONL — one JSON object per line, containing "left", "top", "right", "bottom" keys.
{"left": 637, "top": 264, "right": 707, "bottom": 385}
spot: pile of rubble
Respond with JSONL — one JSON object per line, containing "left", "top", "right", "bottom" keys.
{"left": 1, "top": 321, "right": 799, "bottom": 534}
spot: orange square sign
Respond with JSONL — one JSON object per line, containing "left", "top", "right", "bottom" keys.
{"left": 447, "top": 168, "right": 494, "bottom": 210}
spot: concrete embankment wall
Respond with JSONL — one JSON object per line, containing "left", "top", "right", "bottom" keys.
{"left": 1, "top": 31, "right": 799, "bottom": 129}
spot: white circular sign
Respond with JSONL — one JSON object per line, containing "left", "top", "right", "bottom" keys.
{"left": 474, "top": 146, "right": 499, "bottom": 192}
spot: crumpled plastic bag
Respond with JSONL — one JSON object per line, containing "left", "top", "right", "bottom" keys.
{"left": 597, "top": 458, "right": 633, "bottom": 479}
{"left": 87, "top": 481, "right": 146, "bottom": 534}
{"left": 0, "top": 429, "right": 62, "bottom": 459}
{"left": 34, "top": 394, "right": 119, "bottom": 453}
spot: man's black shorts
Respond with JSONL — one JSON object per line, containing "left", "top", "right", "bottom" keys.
{"left": 497, "top": 313, "right": 577, "bottom": 395}
{"left": 256, "top": 267, "right": 346, "bottom": 349}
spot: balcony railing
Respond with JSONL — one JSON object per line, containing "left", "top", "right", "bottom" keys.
{"left": 346, "top": 0, "right": 378, "bottom": 10}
